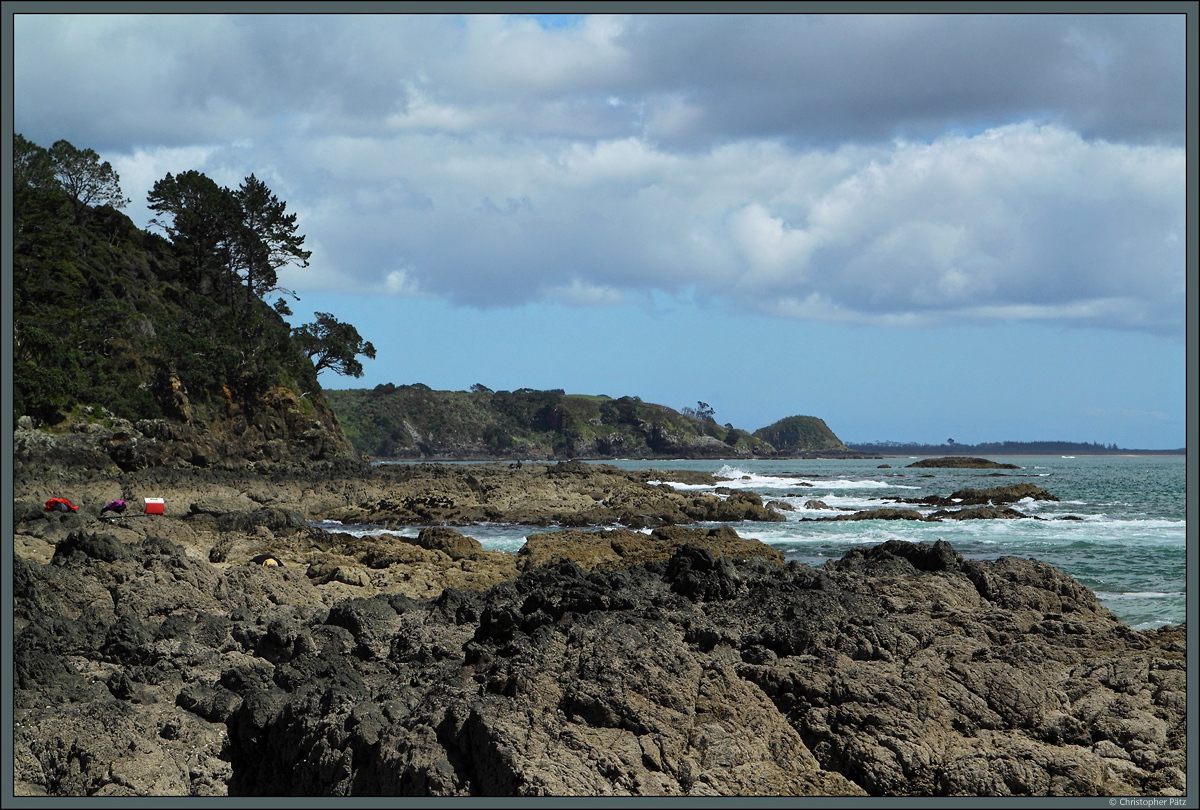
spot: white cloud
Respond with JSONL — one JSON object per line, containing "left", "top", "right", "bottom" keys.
{"left": 727, "top": 203, "right": 820, "bottom": 287}
{"left": 383, "top": 268, "right": 423, "bottom": 296}
{"left": 456, "top": 13, "right": 630, "bottom": 94}
{"left": 273, "top": 123, "right": 1181, "bottom": 335}
{"left": 386, "top": 83, "right": 480, "bottom": 133}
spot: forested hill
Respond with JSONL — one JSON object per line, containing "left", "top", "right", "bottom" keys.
{"left": 12, "top": 135, "right": 368, "bottom": 470}
{"left": 324, "top": 385, "right": 854, "bottom": 460}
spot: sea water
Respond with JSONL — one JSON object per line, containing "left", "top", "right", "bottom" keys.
{"left": 324, "top": 455, "right": 1189, "bottom": 631}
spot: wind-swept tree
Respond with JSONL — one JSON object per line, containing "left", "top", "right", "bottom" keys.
{"left": 48, "top": 139, "right": 130, "bottom": 224}
{"left": 292, "top": 312, "right": 377, "bottom": 377}
{"left": 148, "top": 170, "right": 311, "bottom": 308}
{"left": 682, "top": 401, "right": 717, "bottom": 423}
{"left": 231, "top": 173, "right": 311, "bottom": 306}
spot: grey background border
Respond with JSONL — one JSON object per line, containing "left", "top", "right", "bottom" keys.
{"left": 3, "top": 2, "right": 1196, "bottom": 808}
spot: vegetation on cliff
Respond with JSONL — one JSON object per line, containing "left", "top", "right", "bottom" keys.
{"left": 324, "top": 385, "right": 791, "bottom": 460}
{"left": 11, "top": 135, "right": 369, "bottom": 459}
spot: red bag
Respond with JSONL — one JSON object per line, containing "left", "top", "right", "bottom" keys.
{"left": 44, "top": 497, "right": 78, "bottom": 513}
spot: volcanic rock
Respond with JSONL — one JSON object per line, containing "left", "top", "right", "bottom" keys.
{"left": 11, "top": 451, "right": 1186, "bottom": 798}
{"left": 516, "top": 525, "right": 784, "bottom": 573}
{"left": 12, "top": 526, "right": 1186, "bottom": 798}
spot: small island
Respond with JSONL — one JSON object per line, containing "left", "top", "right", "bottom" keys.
{"left": 906, "top": 456, "right": 1020, "bottom": 469}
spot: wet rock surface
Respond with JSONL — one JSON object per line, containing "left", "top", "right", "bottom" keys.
{"left": 11, "top": 452, "right": 1187, "bottom": 797}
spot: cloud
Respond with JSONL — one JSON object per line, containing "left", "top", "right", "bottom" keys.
{"left": 273, "top": 122, "right": 1181, "bottom": 336}
{"left": 542, "top": 278, "right": 624, "bottom": 307}
{"left": 620, "top": 14, "right": 1185, "bottom": 147}
{"left": 16, "top": 14, "right": 1182, "bottom": 149}
{"left": 13, "top": 12, "right": 1185, "bottom": 338}
{"left": 383, "top": 268, "right": 423, "bottom": 296}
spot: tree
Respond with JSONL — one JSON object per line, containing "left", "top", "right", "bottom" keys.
{"left": 292, "top": 312, "right": 377, "bottom": 377}
{"left": 14, "top": 134, "right": 56, "bottom": 192}
{"left": 48, "top": 139, "right": 130, "bottom": 224}
{"left": 231, "top": 174, "right": 310, "bottom": 305}
{"left": 682, "top": 401, "right": 716, "bottom": 423}
{"left": 148, "top": 170, "right": 311, "bottom": 309}
{"left": 13, "top": 135, "right": 71, "bottom": 251}
{"left": 147, "top": 170, "right": 238, "bottom": 294}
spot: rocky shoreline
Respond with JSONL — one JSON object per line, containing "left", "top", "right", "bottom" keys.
{"left": 10, "top": 440, "right": 1188, "bottom": 797}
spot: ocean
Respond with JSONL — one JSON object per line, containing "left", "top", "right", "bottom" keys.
{"left": 328, "top": 455, "right": 1189, "bottom": 631}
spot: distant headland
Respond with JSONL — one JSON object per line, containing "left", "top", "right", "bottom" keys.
{"left": 324, "top": 385, "right": 862, "bottom": 461}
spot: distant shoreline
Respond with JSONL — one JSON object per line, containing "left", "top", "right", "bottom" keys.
{"left": 371, "top": 451, "right": 1186, "bottom": 464}
{"left": 848, "top": 448, "right": 1185, "bottom": 457}
{"left": 868, "top": 453, "right": 1186, "bottom": 458}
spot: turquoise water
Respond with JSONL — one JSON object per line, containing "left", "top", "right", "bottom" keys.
{"left": 339, "top": 455, "right": 1189, "bottom": 631}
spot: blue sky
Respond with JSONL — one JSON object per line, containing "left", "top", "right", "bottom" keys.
{"left": 9, "top": 10, "right": 1190, "bottom": 448}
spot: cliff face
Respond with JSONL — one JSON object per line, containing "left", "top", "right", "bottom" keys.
{"left": 14, "top": 388, "right": 353, "bottom": 477}
{"left": 325, "top": 386, "right": 844, "bottom": 460}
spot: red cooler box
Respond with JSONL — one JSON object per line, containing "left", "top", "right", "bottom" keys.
{"left": 144, "top": 497, "right": 165, "bottom": 515}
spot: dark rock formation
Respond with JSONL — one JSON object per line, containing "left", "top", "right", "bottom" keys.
{"left": 906, "top": 456, "right": 1020, "bottom": 469}
{"left": 12, "top": 524, "right": 1186, "bottom": 798}
{"left": 895, "top": 483, "right": 1060, "bottom": 507}
{"left": 413, "top": 527, "right": 484, "bottom": 560}
{"left": 516, "top": 525, "right": 784, "bottom": 572}
{"left": 11, "top": 453, "right": 1186, "bottom": 798}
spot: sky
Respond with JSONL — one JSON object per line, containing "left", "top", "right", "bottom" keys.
{"left": 7, "top": 8, "right": 1191, "bottom": 449}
